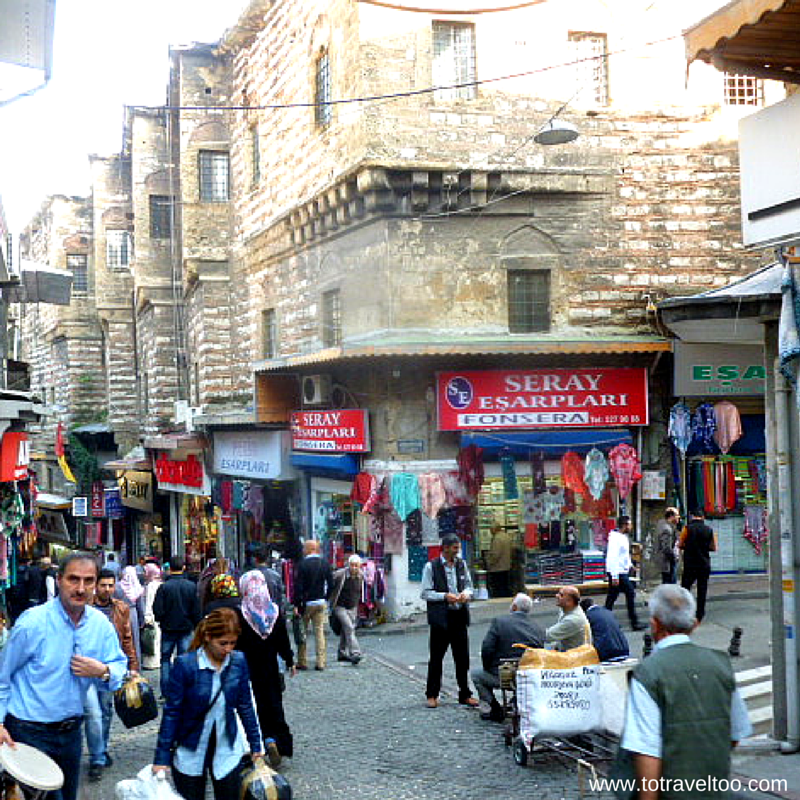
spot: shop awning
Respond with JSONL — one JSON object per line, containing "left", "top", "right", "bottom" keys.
{"left": 684, "top": 0, "right": 800, "bottom": 83}
{"left": 35, "top": 492, "right": 72, "bottom": 510}
{"left": 460, "top": 429, "right": 633, "bottom": 458}
{"left": 290, "top": 452, "right": 360, "bottom": 476}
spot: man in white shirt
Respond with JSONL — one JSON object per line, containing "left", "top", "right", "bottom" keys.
{"left": 604, "top": 515, "right": 646, "bottom": 631}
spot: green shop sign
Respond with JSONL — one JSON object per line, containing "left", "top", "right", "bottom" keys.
{"left": 674, "top": 343, "right": 765, "bottom": 396}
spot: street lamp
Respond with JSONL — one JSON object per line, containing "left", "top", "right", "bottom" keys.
{"left": 533, "top": 118, "right": 579, "bottom": 146}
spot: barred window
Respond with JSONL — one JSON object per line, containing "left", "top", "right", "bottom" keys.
{"left": 568, "top": 32, "right": 609, "bottom": 106}
{"left": 149, "top": 195, "right": 174, "bottom": 239}
{"left": 67, "top": 254, "right": 88, "bottom": 294}
{"left": 262, "top": 308, "right": 277, "bottom": 358}
{"left": 315, "top": 50, "right": 332, "bottom": 127}
{"left": 723, "top": 73, "right": 764, "bottom": 106}
{"left": 432, "top": 22, "right": 477, "bottom": 102}
{"left": 250, "top": 126, "right": 261, "bottom": 186}
{"left": 322, "top": 290, "right": 342, "bottom": 347}
{"left": 507, "top": 270, "right": 550, "bottom": 333}
{"left": 106, "top": 230, "right": 132, "bottom": 269}
{"left": 199, "top": 150, "right": 230, "bottom": 202}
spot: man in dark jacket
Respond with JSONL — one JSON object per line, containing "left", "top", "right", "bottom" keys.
{"left": 294, "top": 540, "right": 333, "bottom": 671}
{"left": 679, "top": 509, "right": 717, "bottom": 622}
{"left": 421, "top": 534, "right": 478, "bottom": 708}
{"left": 580, "top": 597, "right": 630, "bottom": 662}
{"left": 471, "top": 593, "right": 544, "bottom": 720}
{"left": 153, "top": 556, "right": 200, "bottom": 697}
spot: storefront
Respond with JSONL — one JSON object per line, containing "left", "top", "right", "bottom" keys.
{"left": 211, "top": 429, "right": 299, "bottom": 568}
{"left": 668, "top": 342, "right": 768, "bottom": 574}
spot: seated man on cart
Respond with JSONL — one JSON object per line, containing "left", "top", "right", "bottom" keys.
{"left": 471, "top": 593, "right": 544, "bottom": 722}
{"left": 545, "top": 586, "right": 590, "bottom": 651}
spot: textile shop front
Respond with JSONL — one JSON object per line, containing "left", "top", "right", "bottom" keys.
{"left": 345, "top": 368, "right": 651, "bottom": 612}
{"left": 667, "top": 343, "right": 768, "bottom": 575}
{"left": 210, "top": 430, "right": 300, "bottom": 570}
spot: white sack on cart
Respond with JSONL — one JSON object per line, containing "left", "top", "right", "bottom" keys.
{"left": 115, "top": 765, "right": 184, "bottom": 800}
{"left": 517, "top": 664, "right": 603, "bottom": 747}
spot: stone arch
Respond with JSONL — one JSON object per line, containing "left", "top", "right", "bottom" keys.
{"left": 499, "top": 224, "right": 561, "bottom": 258}
{"left": 144, "top": 169, "right": 173, "bottom": 194}
{"left": 188, "top": 120, "right": 229, "bottom": 146}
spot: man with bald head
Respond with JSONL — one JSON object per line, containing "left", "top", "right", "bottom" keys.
{"left": 295, "top": 539, "right": 334, "bottom": 671}
{"left": 545, "top": 585, "right": 590, "bottom": 651}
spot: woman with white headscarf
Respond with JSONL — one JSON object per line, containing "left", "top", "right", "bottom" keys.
{"left": 205, "top": 569, "right": 295, "bottom": 767}
{"left": 115, "top": 564, "right": 145, "bottom": 667}
{"left": 142, "top": 562, "right": 163, "bottom": 670}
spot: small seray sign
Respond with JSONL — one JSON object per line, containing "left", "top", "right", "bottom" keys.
{"left": 291, "top": 410, "right": 370, "bottom": 453}
{"left": 436, "top": 368, "right": 649, "bottom": 431}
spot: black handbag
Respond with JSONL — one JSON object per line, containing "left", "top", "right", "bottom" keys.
{"left": 113, "top": 674, "right": 159, "bottom": 729}
{"left": 240, "top": 757, "right": 292, "bottom": 800}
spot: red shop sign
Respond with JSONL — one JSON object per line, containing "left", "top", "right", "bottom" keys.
{"left": 154, "top": 453, "right": 205, "bottom": 488}
{"left": 291, "top": 410, "right": 371, "bottom": 453}
{"left": 0, "top": 432, "right": 30, "bottom": 482}
{"left": 436, "top": 368, "right": 649, "bottom": 431}
{"left": 91, "top": 481, "right": 105, "bottom": 518}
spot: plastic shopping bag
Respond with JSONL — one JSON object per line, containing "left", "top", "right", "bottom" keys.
{"left": 115, "top": 765, "right": 183, "bottom": 800}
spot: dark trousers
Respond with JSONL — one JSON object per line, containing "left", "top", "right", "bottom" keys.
{"left": 172, "top": 729, "right": 242, "bottom": 800}
{"left": 160, "top": 631, "right": 192, "bottom": 697}
{"left": 682, "top": 564, "right": 710, "bottom": 621}
{"left": 5, "top": 715, "right": 83, "bottom": 800}
{"left": 605, "top": 573, "right": 639, "bottom": 626}
{"left": 426, "top": 616, "right": 472, "bottom": 702}
{"left": 488, "top": 571, "right": 511, "bottom": 598}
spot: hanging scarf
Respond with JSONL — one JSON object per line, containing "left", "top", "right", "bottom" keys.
{"left": 119, "top": 566, "right": 144, "bottom": 603}
{"left": 210, "top": 573, "right": 239, "bottom": 599}
{"left": 668, "top": 402, "right": 693, "bottom": 455}
{"left": 239, "top": 570, "right": 279, "bottom": 639}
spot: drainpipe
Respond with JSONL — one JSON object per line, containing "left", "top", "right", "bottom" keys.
{"left": 773, "top": 360, "right": 800, "bottom": 752}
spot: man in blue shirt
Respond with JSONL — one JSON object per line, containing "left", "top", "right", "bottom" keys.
{"left": 0, "top": 552, "right": 128, "bottom": 800}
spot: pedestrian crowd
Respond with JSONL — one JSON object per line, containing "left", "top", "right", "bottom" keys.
{"left": 0, "top": 506, "right": 742, "bottom": 800}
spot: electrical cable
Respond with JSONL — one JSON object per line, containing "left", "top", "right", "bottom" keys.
{"left": 356, "top": 0, "right": 548, "bottom": 13}
{"left": 131, "top": 33, "right": 681, "bottom": 114}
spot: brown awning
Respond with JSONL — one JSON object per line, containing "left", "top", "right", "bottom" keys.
{"left": 685, "top": 0, "right": 800, "bottom": 83}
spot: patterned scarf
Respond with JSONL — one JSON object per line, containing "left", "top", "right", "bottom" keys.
{"left": 210, "top": 574, "right": 239, "bottom": 599}
{"left": 119, "top": 566, "right": 144, "bottom": 603}
{"left": 239, "top": 570, "right": 279, "bottom": 639}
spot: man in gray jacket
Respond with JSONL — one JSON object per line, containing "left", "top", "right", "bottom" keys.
{"left": 545, "top": 585, "right": 589, "bottom": 651}
{"left": 471, "top": 593, "right": 544, "bottom": 720}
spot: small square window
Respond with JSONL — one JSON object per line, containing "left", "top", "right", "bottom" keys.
{"left": 723, "top": 73, "right": 764, "bottom": 106}
{"left": 67, "top": 254, "right": 88, "bottom": 294}
{"left": 322, "top": 290, "right": 342, "bottom": 347}
{"left": 432, "top": 22, "right": 477, "bottom": 102}
{"left": 149, "top": 195, "right": 174, "bottom": 239}
{"left": 507, "top": 270, "right": 550, "bottom": 333}
{"left": 315, "top": 50, "right": 332, "bottom": 127}
{"left": 106, "top": 230, "right": 132, "bottom": 269}
{"left": 199, "top": 151, "right": 230, "bottom": 202}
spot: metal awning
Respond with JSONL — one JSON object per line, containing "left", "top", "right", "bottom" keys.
{"left": 36, "top": 492, "right": 72, "bottom": 510}
{"left": 143, "top": 434, "right": 207, "bottom": 451}
{"left": 103, "top": 457, "right": 152, "bottom": 471}
{"left": 685, "top": 0, "right": 800, "bottom": 83}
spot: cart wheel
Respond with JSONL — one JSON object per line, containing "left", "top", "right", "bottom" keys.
{"left": 513, "top": 738, "right": 528, "bottom": 767}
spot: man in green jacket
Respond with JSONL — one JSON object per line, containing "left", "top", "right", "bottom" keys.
{"left": 617, "top": 585, "right": 751, "bottom": 799}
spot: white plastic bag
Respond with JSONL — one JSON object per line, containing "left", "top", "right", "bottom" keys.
{"left": 115, "top": 765, "right": 183, "bottom": 800}
{"left": 517, "top": 664, "right": 603, "bottom": 746}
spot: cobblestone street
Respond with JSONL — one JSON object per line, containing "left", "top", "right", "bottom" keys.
{"left": 82, "top": 648, "right": 614, "bottom": 800}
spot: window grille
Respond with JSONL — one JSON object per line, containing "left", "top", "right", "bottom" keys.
{"left": 723, "top": 73, "right": 764, "bottom": 106}
{"left": 568, "top": 32, "right": 609, "bottom": 106}
{"left": 199, "top": 150, "right": 230, "bottom": 202}
{"left": 315, "top": 51, "right": 332, "bottom": 127}
{"left": 432, "top": 22, "right": 477, "bottom": 102}
{"left": 149, "top": 195, "right": 173, "bottom": 239}
{"left": 507, "top": 270, "right": 550, "bottom": 333}
{"left": 322, "top": 290, "right": 342, "bottom": 347}
{"left": 106, "top": 230, "right": 132, "bottom": 269}
{"left": 262, "top": 309, "right": 277, "bottom": 358}
{"left": 67, "top": 254, "right": 88, "bottom": 294}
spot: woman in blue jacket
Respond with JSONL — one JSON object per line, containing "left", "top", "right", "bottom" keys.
{"left": 152, "top": 607, "right": 265, "bottom": 799}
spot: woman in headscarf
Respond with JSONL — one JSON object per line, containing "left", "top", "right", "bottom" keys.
{"left": 115, "top": 564, "right": 145, "bottom": 666}
{"left": 142, "top": 562, "right": 163, "bottom": 671}
{"left": 198, "top": 558, "right": 229, "bottom": 614}
{"left": 205, "top": 571, "right": 295, "bottom": 767}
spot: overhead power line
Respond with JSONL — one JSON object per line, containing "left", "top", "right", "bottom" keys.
{"left": 356, "top": 0, "right": 548, "bottom": 13}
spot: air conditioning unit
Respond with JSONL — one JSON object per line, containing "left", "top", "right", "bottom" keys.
{"left": 302, "top": 374, "right": 333, "bottom": 406}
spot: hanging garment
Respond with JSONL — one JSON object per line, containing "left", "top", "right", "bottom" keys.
{"left": 743, "top": 505, "right": 769, "bottom": 555}
{"left": 713, "top": 401, "right": 743, "bottom": 455}
{"left": 244, "top": 484, "right": 264, "bottom": 520}
{"left": 362, "top": 475, "right": 389, "bottom": 516}
{"left": 382, "top": 511, "right": 404, "bottom": 554}
{"left": 405, "top": 509, "right": 423, "bottom": 546}
{"left": 524, "top": 523, "right": 539, "bottom": 549}
{"left": 561, "top": 451, "right": 588, "bottom": 495}
{"left": 549, "top": 520, "right": 562, "bottom": 550}
{"left": 220, "top": 481, "right": 233, "bottom": 515}
{"left": 457, "top": 444, "right": 485, "bottom": 499}
{"left": 390, "top": 473, "right": 420, "bottom": 521}
{"left": 232, "top": 481, "right": 247, "bottom": 511}
{"left": 499, "top": 453, "right": 519, "bottom": 499}
{"left": 608, "top": 443, "right": 642, "bottom": 500}
{"left": 442, "top": 471, "right": 470, "bottom": 507}
{"left": 542, "top": 487, "right": 565, "bottom": 522}
{"left": 563, "top": 488, "right": 576, "bottom": 514}
{"left": 692, "top": 403, "right": 717, "bottom": 452}
{"left": 530, "top": 453, "right": 546, "bottom": 494}
{"left": 420, "top": 512, "right": 439, "bottom": 545}
{"left": 668, "top": 402, "right": 693, "bottom": 455}
{"left": 563, "top": 520, "right": 577, "bottom": 553}
{"left": 419, "top": 473, "right": 447, "bottom": 519}
{"left": 350, "top": 472, "right": 376, "bottom": 505}
{"left": 725, "top": 461, "right": 737, "bottom": 511}
{"left": 539, "top": 523, "right": 551, "bottom": 550}
{"left": 584, "top": 448, "right": 610, "bottom": 500}
{"left": 702, "top": 459, "right": 715, "bottom": 517}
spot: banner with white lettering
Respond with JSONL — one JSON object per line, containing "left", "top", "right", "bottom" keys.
{"left": 436, "top": 368, "right": 648, "bottom": 430}
{"left": 291, "top": 410, "right": 370, "bottom": 453}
